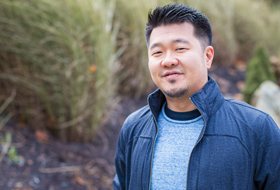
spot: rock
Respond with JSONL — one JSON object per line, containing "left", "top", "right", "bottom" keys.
{"left": 251, "top": 81, "right": 280, "bottom": 127}
{"left": 33, "top": 176, "right": 40, "bottom": 184}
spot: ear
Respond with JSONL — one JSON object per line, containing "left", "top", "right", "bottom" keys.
{"left": 205, "top": 46, "right": 214, "bottom": 69}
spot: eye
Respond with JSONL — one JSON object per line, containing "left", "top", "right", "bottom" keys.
{"left": 152, "top": 51, "right": 162, "bottom": 56}
{"left": 176, "top": 48, "right": 186, "bottom": 51}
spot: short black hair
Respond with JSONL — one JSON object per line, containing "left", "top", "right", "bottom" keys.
{"left": 145, "top": 4, "right": 212, "bottom": 49}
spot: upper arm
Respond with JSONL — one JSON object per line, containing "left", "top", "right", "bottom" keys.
{"left": 114, "top": 123, "right": 128, "bottom": 190}
{"left": 254, "top": 115, "right": 280, "bottom": 189}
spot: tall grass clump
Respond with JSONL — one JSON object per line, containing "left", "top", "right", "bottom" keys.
{"left": 0, "top": 0, "right": 118, "bottom": 141}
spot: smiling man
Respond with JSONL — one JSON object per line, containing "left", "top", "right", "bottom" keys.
{"left": 113, "top": 4, "right": 280, "bottom": 190}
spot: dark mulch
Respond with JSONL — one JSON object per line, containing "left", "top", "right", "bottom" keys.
{"left": 0, "top": 66, "right": 244, "bottom": 190}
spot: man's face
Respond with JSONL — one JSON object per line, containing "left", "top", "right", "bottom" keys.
{"left": 148, "top": 22, "right": 214, "bottom": 99}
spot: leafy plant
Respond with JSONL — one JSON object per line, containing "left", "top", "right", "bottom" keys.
{"left": 7, "top": 145, "right": 19, "bottom": 163}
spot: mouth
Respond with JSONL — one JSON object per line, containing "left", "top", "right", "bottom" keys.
{"left": 162, "top": 70, "right": 183, "bottom": 77}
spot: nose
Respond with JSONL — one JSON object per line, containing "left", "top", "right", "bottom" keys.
{"left": 161, "top": 51, "right": 179, "bottom": 67}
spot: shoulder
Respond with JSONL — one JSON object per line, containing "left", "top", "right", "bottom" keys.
{"left": 119, "top": 105, "right": 154, "bottom": 140}
{"left": 224, "top": 97, "right": 269, "bottom": 118}
{"left": 122, "top": 105, "right": 152, "bottom": 128}
{"left": 223, "top": 98, "right": 279, "bottom": 137}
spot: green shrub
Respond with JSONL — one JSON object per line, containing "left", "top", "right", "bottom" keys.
{"left": 243, "top": 46, "right": 276, "bottom": 104}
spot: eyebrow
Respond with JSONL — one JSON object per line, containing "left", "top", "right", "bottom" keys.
{"left": 149, "top": 42, "right": 162, "bottom": 51}
{"left": 149, "top": 38, "right": 191, "bottom": 50}
{"left": 173, "top": 38, "right": 190, "bottom": 44}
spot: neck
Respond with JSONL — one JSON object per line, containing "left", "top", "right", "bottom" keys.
{"left": 165, "top": 96, "right": 196, "bottom": 112}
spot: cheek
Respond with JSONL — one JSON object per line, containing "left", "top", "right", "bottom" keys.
{"left": 148, "top": 63, "right": 160, "bottom": 84}
{"left": 148, "top": 62, "right": 157, "bottom": 75}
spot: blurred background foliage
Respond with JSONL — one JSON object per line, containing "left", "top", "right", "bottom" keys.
{"left": 0, "top": 0, "right": 279, "bottom": 141}
{"left": 243, "top": 46, "right": 276, "bottom": 104}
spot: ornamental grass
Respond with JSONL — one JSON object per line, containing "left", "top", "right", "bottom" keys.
{"left": 0, "top": 0, "right": 118, "bottom": 141}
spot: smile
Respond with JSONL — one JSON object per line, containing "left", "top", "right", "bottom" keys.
{"left": 166, "top": 73, "right": 181, "bottom": 79}
{"left": 162, "top": 70, "right": 183, "bottom": 79}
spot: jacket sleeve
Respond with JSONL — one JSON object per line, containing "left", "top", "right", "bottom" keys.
{"left": 254, "top": 115, "right": 280, "bottom": 190}
{"left": 113, "top": 125, "right": 127, "bottom": 190}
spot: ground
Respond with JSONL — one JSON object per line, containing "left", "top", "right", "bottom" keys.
{"left": 0, "top": 66, "right": 244, "bottom": 190}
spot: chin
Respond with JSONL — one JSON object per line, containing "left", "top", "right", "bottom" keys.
{"left": 162, "top": 87, "right": 189, "bottom": 98}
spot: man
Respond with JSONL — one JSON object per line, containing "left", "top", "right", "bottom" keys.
{"left": 113, "top": 4, "right": 280, "bottom": 190}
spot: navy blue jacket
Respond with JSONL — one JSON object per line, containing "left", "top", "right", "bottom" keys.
{"left": 113, "top": 76, "right": 280, "bottom": 190}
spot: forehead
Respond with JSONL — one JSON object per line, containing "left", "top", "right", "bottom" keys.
{"left": 149, "top": 22, "right": 197, "bottom": 48}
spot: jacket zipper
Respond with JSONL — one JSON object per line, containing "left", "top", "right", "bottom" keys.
{"left": 148, "top": 101, "right": 159, "bottom": 190}
{"left": 185, "top": 97, "right": 207, "bottom": 190}
{"left": 147, "top": 97, "right": 206, "bottom": 190}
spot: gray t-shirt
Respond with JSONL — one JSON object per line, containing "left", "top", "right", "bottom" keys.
{"left": 151, "top": 103, "right": 204, "bottom": 190}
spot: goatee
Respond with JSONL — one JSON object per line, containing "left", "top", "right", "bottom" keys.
{"left": 163, "top": 88, "right": 189, "bottom": 98}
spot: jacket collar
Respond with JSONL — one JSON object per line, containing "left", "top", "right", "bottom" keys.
{"left": 148, "top": 75, "right": 225, "bottom": 122}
